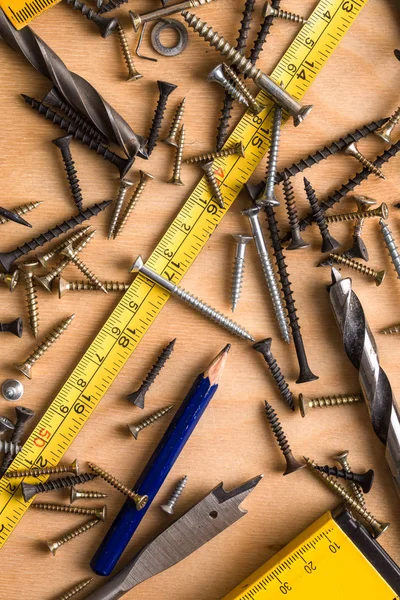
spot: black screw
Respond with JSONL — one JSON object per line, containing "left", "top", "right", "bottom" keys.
{"left": 21, "top": 95, "right": 134, "bottom": 178}
{"left": 147, "top": 81, "right": 177, "bottom": 157}
{"left": 53, "top": 135, "right": 84, "bottom": 213}
{"left": 0, "top": 416, "right": 15, "bottom": 437}
{"left": 98, "top": 0, "right": 127, "bottom": 14}
{"left": 126, "top": 339, "right": 176, "bottom": 409}
{"left": 0, "top": 318, "right": 23, "bottom": 338}
{"left": 248, "top": 0, "right": 280, "bottom": 67}
{"left": 264, "top": 401, "right": 305, "bottom": 475}
{"left": 304, "top": 178, "right": 340, "bottom": 253}
{"left": 22, "top": 472, "right": 98, "bottom": 502}
{"left": 0, "top": 200, "right": 111, "bottom": 273}
{"left": 0, "top": 406, "right": 35, "bottom": 476}
{"left": 253, "top": 339, "right": 294, "bottom": 411}
{"left": 65, "top": 0, "right": 118, "bottom": 38}
{"left": 314, "top": 465, "right": 374, "bottom": 494}
{"left": 282, "top": 174, "right": 310, "bottom": 250}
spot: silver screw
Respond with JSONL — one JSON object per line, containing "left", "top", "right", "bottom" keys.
{"left": 200, "top": 160, "right": 225, "bottom": 209}
{"left": 0, "top": 440, "right": 21, "bottom": 455}
{"left": 379, "top": 218, "right": 400, "bottom": 278}
{"left": 263, "top": 2, "right": 309, "bottom": 23}
{"left": 161, "top": 475, "right": 187, "bottom": 514}
{"left": 332, "top": 450, "right": 365, "bottom": 506}
{"left": 344, "top": 142, "right": 386, "bottom": 179}
{"left": 131, "top": 256, "right": 254, "bottom": 341}
{"left": 375, "top": 107, "right": 400, "bottom": 144}
{"left": 222, "top": 64, "right": 264, "bottom": 115}
{"left": 46, "top": 517, "right": 101, "bottom": 555}
{"left": 108, "top": 179, "right": 134, "bottom": 239}
{"left": 231, "top": 234, "right": 252, "bottom": 312}
{"left": 208, "top": 64, "right": 251, "bottom": 111}
{"left": 1, "top": 379, "right": 24, "bottom": 401}
{"left": 163, "top": 98, "right": 186, "bottom": 147}
{"left": 242, "top": 207, "right": 290, "bottom": 344}
{"left": 168, "top": 125, "right": 185, "bottom": 186}
{"left": 127, "top": 405, "right": 173, "bottom": 439}
{"left": 257, "top": 102, "right": 282, "bottom": 206}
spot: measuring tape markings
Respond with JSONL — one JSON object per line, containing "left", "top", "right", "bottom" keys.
{"left": 1, "top": 0, "right": 61, "bottom": 28}
{"left": 0, "top": 0, "right": 367, "bottom": 547}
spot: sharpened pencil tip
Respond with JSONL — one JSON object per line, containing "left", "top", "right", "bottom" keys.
{"left": 204, "top": 344, "right": 231, "bottom": 384}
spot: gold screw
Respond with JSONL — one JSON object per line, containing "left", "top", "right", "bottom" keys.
{"left": 70, "top": 487, "right": 108, "bottom": 503}
{"left": 163, "top": 98, "right": 186, "bottom": 147}
{"left": 88, "top": 462, "right": 148, "bottom": 509}
{"left": 263, "top": 1, "right": 309, "bottom": 23}
{"left": 127, "top": 405, "right": 173, "bottom": 439}
{"left": 332, "top": 450, "right": 365, "bottom": 507}
{"left": 46, "top": 517, "right": 101, "bottom": 555}
{"left": 325, "top": 202, "right": 389, "bottom": 224}
{"left": 113, "top": 171, "right": 155, "bottom": 238}
{"left": 327, "top": 254, "right": 385, "bottom": 286}
{"left": 200, "top": 159, "right": 225, "bottom": 208}
{"left": 55, "top": 577, "right": 94, "bottom": 600}
{"left": 108, "top": 179, "right": 134, "bottom": 239}
{"left": 222, "top": 64, "right": 264, "bottom": 115}
{"left": 299, "top": 393, "right": 364, "bottom": 417}
{"left": 6, "top": 458, "right": 79, "bottom": 479}
{"left": 35, "top": 226, "right": 91, "bottom": 268}
{"left": 32, "top": 501, "right": 107, "bottom": 520}
{"left": 60, "top": 243, "right": 107, "bottom": 294}
{"left": 380, "top": 324, "right": 400, "bottom": 335}
{"left": 58, "top": 277, "right": 130, "bottom": 298}
{"left": 305, "top": 457, "right": 389, "bottom": 538}
{"left": 168, "top": 125, "right": 185, "bottom": 186}
{"left": 184, "top": 141, "right": 245, "bottom": 165}
{"left": 0, "top": 269, "right": 19, "bottom": 292}
{"left": 375, "top": 107, "right": 400, "bottom": 144}
{"left": 14, "top": 314, "right": 75, "bottom": 379}
{"left": 344, "top": 142, "right": 386, "bottom": 179}
{"left": 18, "top": 259, "right": 40, "bottom": 338}
{"left": 0, "top": 201, "right": 42, "bottom": 226}
{"left": 116, "top": 23, "right": 143, "bottom": 82}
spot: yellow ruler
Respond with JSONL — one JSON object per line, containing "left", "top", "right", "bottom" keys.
{"left": 0, "top": 0, "right": 367, "bottom": 547}
{"left": 222, "top": 510, "right": 399, "bottom": 599}
{"left": 0, "top": 0, "right": 61, "bottom": 29}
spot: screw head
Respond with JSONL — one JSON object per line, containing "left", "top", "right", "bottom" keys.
{"left": 34, "top": 273, "right": 53, "bottom": 293}
{"left": 139, "top": 170, "right": 156, "bottom": 183}
{"left": 98, "top": 505, "right": 107, "bottom": 521}
{"left": 129, "top": 11, "right": 142, "bottom": 31}
{"left": 70, "top": 487, "right": 79, "bottom": 504}
{"left": 321, "top": 234, "right": 341, "bottom": 254}
{"left": 57, "top": 276, "right": 69, "bottom": 299}
{"left": 15, "top": 405, "right": 35, "bottom": 423}
{"left": 130, "top": 255, "right": 144, "bottom": 274}
{"left": 380, "top": 202, "right": 389, "bottom": 220}
{"left": 127, "top": 424, "right": 140, "bottom": 439}
{"left": 0, "top": 416, "right": 15, "bottom": 434}
{"left": 352, "top": 194, "right": 377, "bottom": 208}
{"left": 298, "top": 394, "right": 308, "bottom": 417}
{"left": 207, "top": 64, "right": 226, "bottom": 85}
{"left": 235, "top": 142, "right": 246, "bottom": 158}
{"left": 22, "top": 482, "right": 37, "bottom": 502}
{"left": 346, "top": 237, "right": 369, "bottom": 262}
{"left": 2, "top": 379, "right": 24, "bottom": 402}
{"left": 157, "top": 80, "right": 178, "bottom": 97}
{"left": 8, "top": 270, "right": 20, "bottom": 292}
{"left": 332, "top": 450, "right": 349, "bottom": 463}
{"left": 294, "top": 105, "right": 313, "bottom": 127}
{"left": 283, "top": 453, "right": 306, "bottom": 476}
{"left": 232, "top": 234, "right": 253, "bottom": 245}
{"left": 70, "top": 458, "right": 80, "bottom": 475}
{"left": 287, "top": 230, "right": 311, "bottom": 251}
{"left": 160, "top": 503, "right": 174, "bottom": 515}
{"left": 136, "top": 494, "right": 149, "bottom": 510}
{"left": 252, "top": 338, "right": 272, "bottom": 355}
{"left": 262, "top": 3, "right": 275, "bottom": 19}
{"left": 375, "top": 270, "right": 386, "bottom": 286}
{"left": 14, "top": 363, "right": 32, "bottom": 380}
{"left": 52, "top": 134, "right": 73, "bottom": 150}
{"left": 46, "top": 540, "right": 58, "bottom": 556}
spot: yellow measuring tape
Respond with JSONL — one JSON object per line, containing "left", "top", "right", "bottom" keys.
{"left": 0, "top": 0, "right": 61, "bottom": 29}
{"left": 222, "top": 511, "right": 399, "bottom": 599}
{"left": 0, "top": 0, "right": 366, "bottom": 547}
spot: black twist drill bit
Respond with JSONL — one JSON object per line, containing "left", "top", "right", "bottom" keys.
{"left": 264, "top": 401, "right": 304, "bottom": 475}
{"left": 304, "top": 178, "right": 340, "bottom": 253}
{"left": 22, "top": 473, "right": 98, "bottom": 502}
{"left": 147, "top": 81, "right": 177, "bottom": 157}
{"left": 0, "top": 201, "right": 111, "bottom": 273}
{"left": 65, "top": 0, "right": 118, "bottom": 38}
{"left": 98, "top": 0, "right": 127, "bottom": 14}
{"left": 215, "top": 0, "right": 256, "bottom": 151}
{"left": 253, "top": 339, "right": 294, "bottom": 411}
{"left": 0, "top": 207, "right": 31, "bottom": 228}
{"left": 0, "top": 406, "right": 35, "bottom": 477}
{"left": 22, "top": 95, "right": 134, "bottom": 178}
{"left": 0, "top": 318, "right": 23, "bottom": 338}
{"left": 314, "top": 465, "right": 374, "bottom": 494}
{"left": 53, "top": 135, "right": 84, "bottom": 213}
{"left": 126, "top": 339, "right": 176, "bottom": 409}
{"left": 248, "top": 0, "right": 280, "bottom": 66}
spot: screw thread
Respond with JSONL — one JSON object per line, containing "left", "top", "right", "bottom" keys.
{"left": 162, "top": 475, "right": 187, "bottom": 512}
{"left": 108, "top": 179, "right": 133, "bottom": 239}
{"left": 71, "top": 488, "right": 107, "bottom": 501}
{"left": 27, "top": 473, "right": 98, "bottom": 495}
{"left": 32, "top": 502, "right": 104, "bottom": 519}
{"left": 19, "top": 315, "right": 75, "bottom": 370}
{"left": 99, "top": 0, "right": 127, "bottom": 12}
{"left": 223, "top": 64, "right": 261, "bottom": 114}
{"left": 346, "top": 145, "right": 385, "bottom": 179}
{"left": 40, "top": 231, "right": 95, "bottom": 288}
{"left": 375, "top": 106, "right": 400, "bottom": 143}
{"left": 68, "top": 253, "right": 106, "bottom": 292}
{"left": 325, "top": 205, "right": 385, "bottom": 223}
{"left": 147, "top": 85, "right": 175, "bottom": 156}
{"left": 164, "top": 98, "right": 186, "bottom": 144}
{"left": 65, "top": 0, "right": 117, "bottom": 36}
{"left": 379, "top": 219, "right": 400, "bottom": 278}
{"left": 117, "top": 23, "right": 141, "bottom": 80}
{"left": 184, "top": 142, "right": 243, "bottom": 165}
{"left": 169, "top": 125, "right": 185, "bottom": 184}
{"left": 55, "top": 577, "right": 94, "bottom": 600}
{"left": 0, "top": 440, "right": 21, "bottom": 455}
{"left": 48, "top": 517, "right": 100, "bottom": 553}
{"left": 253, "top": 340, "right": 294, "bottom": 410}
{"left": 88, "top": 462, "right": 148, "bottom": 508}
{"left": 328, "top": 254, "right": 380, "bottom": 280}
{"left": 334, "top": 453, "right": 365, "bottom": 506}
{"left": 304, "top": 178, "right": 329, "bottom": 237}
{"left": 0, "top": 201, "right": 41, "bottom": 226}
{"left": 62, "top": 154, "right": 84, "bottom": 213}
{"left": 381, "top": 324, "right": 400, "bottom": 335}
{"left": 38, "top": 227, "right": 90, "bottom": 265}
{"left": 66, "top": 280, "right": 129, "bottom": 292}
{"left": 130, "top": 405, "right": 173, "bottom": 437}
{"left": 314, "top": 465, "right": 368, "bottom": 488}
{"left": 257, "top": 248, "right": 290, "bottom": 343}
{"left": 270, "top": 6, "right": 307, "bottom": 23}
{"left": 215, "top": 74, "right": 250, "bottom": 107}
{"left": 0, "top": 409, "right": 34, "bottom": 475}
{"left": 114, "top": 175, "right": 151, "bottom": 238}
{"left": 248, "top": 0, "right": 279, "bottom": 66}
{"left": 282, "top": 175, "right": 299, "bottom": 231}
{"left": 264, "top": 401, "right": 291, "bottom": 456}
{"left": 24, "top": 273, "right": 39, "bottom": 338}
{"left": 261, "top": 104, "right": 281, "bottom": 204}
{"left": 231, "top": 256, "right": 245, "bottom": 311}
{"left": 6, "top": 461, "right": 77, "bottom": 478}
{"left": 310, "top": 394, "right": 363, "bottom": 408}
{"left": 202, "top": 162, "right": 225, "bottom": 208}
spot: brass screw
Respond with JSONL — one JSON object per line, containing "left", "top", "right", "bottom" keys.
{"left": 108, "top": 179, "right": 134, "bottom": 239}
{"left": 200, "top": 160, "right": 225, "bottom": 208}
{"left": 61, "top": 243, "right": 107, "bottom": 294}
{"left": 168, "top": 125, "right": 185, "bottom": 186}
{"left": 0, "top": 270, "right": 19, "bottom": 292}
{"left": 113, "top": 171, "right": 155, "bottom": 238}
{"left": 5, "top": 458, "right": 79, "bottom": 479}
{"left": 299, "top": 393, "right": 364, "bottom": 417}
{"left": 70, "top": 487, "right": 107, "bottom": 503}
{"left": 222, "top": 64, "right": 264, "bottom": 115}
{"left": 163, "top": 98, "right": 186, "bottom": 147}
{"left": 380, "top": 324, "right": 400, "bottom": 335}
{"left": 332, "top": 450, "right": 365, "bottom": 507}
{"left": 375, "top": 107, "right": 400, "bottom": 144}
{"left": 88, "top": 462, "right": 148, "bottom": 509}
{"left": 58, "top": 277, "right": 130, "bottom": 298}
{"left": 127, "top": 405, "right": 173, "bottom": 439}
{"left": 14, "top": 314, "right": 75, "bottom": 379}
{"left": 325, "top": 202, "right": 389, "bottom": 224}
{"left": 0, "top": 201, "right": 42, "bottom": 226}
{"left": 344, "top": 142, "right": 386, "bottom": 179}
{"left": 184, "top": 141, "right": 245, "bottom": 165}
{"left": 18, "top": 259, "right": 40, "bottom": 338}
{"left": 304, "top": 457, "right": 389, "bottom": 538}
{"left": 116, "top": 22, "right": 143, "bottom": 82}
{"left": 327, "top": 254, "right": 385, "bottom": 286}
{"left": 46, "top": 517, "right": 101, "bottom": 555}
{"left": 32, "top": 501, "right": 107, "bottom": 521}
{"left": 263, "top": 2, "right": 309, "bottom": 23}
{"left": 35, "top": 226, "right": 91, "bottom": 268}
{"left": 55, "top": 577, "right": 94, "bottom": 600}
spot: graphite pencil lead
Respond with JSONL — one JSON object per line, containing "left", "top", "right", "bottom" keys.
{"left": 204, "top": 344, "right": 230, "bottom": 385}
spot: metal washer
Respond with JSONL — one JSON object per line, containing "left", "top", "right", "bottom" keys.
{"left": 150, "top": 19, "right": 188, "bottom": 57}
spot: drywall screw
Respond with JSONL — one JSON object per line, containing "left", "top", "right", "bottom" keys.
{"left": 36, "top": 226, "right": 91, "bottom": 268}
{"left": 0, "top": 440, "right": 21, "bottom": 455}
{"left": 253, "top": 339, "right": 294, "bottom": 411}
{"left": 60, "top": 244, "right": 107, "bottom": 294}
{"left": 248, "top": 0, "right": 279, "bottom": 68}
{"left": 0, "top": 406, "right": 35, "bottom": 476}
{"left": 168, "top": 125, "right": 185, "bottom": 186}
{"left": 0, "top": 270, "right": 19, "bottom": 292}
{"left": 263, "top": 2, "right": 309, "bottom": 23}
{"left": 147, "top": 81, "right": 177, "bottom": 156}
{"left": 344, "top": 142, "right": 385, "bottom": 179}
{"left": 113, "top": 171, "right": 155, "bottom": 237}
{"left": 126, "top": 339, "right": 176, "bottom": 409}
{"left": 14, "top": 314, "right": 75, "bottom": 380}
{"left": 32, "top": 502, "right": 107, "bottom": 520}
{"left": 182, "top": 11, "right": 313, "bottom": 126}
{"left": 242, "top": 207, "right": 290, "bottom": 344}
{"left": 128, "top": 405, "right": 173, "bottom": 439}
{"left": 22, "top": 96, "right": 134, "bottom": 179}
{"left": 1, "top": 379, "right": 24, "bottom": 401}
{"left": 70, "top": 487, "right": 108, "bottom": 503}
{"left": 0, "top": 201, "right": 42, "bottom": 226}
{"left": 0, "top": 416, "right": 15, "bottom": 437}
{"left": 47, "top": 517, "right": 101, "bottom": 555}
{"left": 381, "top": 324, "right": 400, "bottom": 335}
{"left": 379, "top": 219, "right": 400, "bottom": 278}
{"left": 231, "top": 234, "right": 252, "bottom": 312}
{"left": 58, "top": 277, "right": 130, "bottom": 298}
{"left": 314, "top": 465, "right": 374, "bottom": 494}
{"left": 222, "top": 64, "right": 264, "bottom": 115}
{"left": 116, "top": 22, "right": 143, "bottom": 82}
{"left": 99, "top": 0, "right": 127, "bottom": 13}
{"left": 333, "top": 450, "right": 365, "bottom": 506}
{"left": 0, "top": 318, "right": 23, "bottom": 338}
{"left": 304, "top": 457, "right": 389, "bottom": 538}
{"left": 108, "top": 179, "right": 134, "bottom": 239}
{"left": 200, "top": 159, "right": 225, "bottom": 208}
{"left": 326, "top": 254, "right": 385, "bottom": 286}
{"left": 21, "top": 472, "right": 98, "bottom": 502}
{"left": 375, "top": 106, "right": 400, "bottom": 144}
{"left": 184, "top": 142, "right": 245, "bottom": 165}
{"left": 18, "top": 259, "right": 39, "bottom": 338}
{"left": 299, "top": 393, "right": 363, "bottom": 417}
{"left": 6, "top": 458, "right": 79, "bottom": 479}
{"left": 264, "top": 401, "right": 304, "bottom": 475}
{"left": 52, "top": 135, "right": 84, "bottom": 212}
{"left": 257, "top": 103, "right": 282, "bottom": 206}
{"left": 304, "top": 178, "right": 340, "bottom": 253}
{"left": 54, "top": 577, "right": 94, "bottom": 600}
{"left": 0, "top": 200, "right": 110, "bottom": 273}
{"left": 35, "top": 230, "right": 96, "bottom": 292}
{"left": 131, "top": 256, "right": 254, "bottom": 341}
{"left": 163, "top": 98, "right": 186, "bottom": 146}
{"left": 129, "top": 0, "right": 216, "bottom": 31}
{"left": 325, "top": 202, "right": 389, "bottom": 224}
{"left": 208, "top": 64, "right": 254, "bottom": 112}
{"left": 65, "top": 0, "right": 118, "bottom": 38}
{"left": 87, "top": 462, "right": 148, "bottom": 509}
{"left": 282, "top": 174, "right": 309, "bottom": 250}
{"left": 161, "top": 475, "right": 187, "bottom": 514}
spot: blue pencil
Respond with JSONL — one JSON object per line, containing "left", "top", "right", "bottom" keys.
{"left": 91, "top": 343, "right": 231, "bottom": 576}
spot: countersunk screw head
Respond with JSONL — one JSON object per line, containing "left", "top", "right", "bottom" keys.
{"left": 0, "top": 416, "right": 15, "bottom": 435}
{"left": 353, "top": 195, "right": 377, "bottom": 208}
{"left": 375, "top": 270, "right": 386, "bottom": 287}
{"left": 332, "top": 450, "right": 349, "bottom": 462}
{"left": 2, "top": 379, "right": 24, "bottom": 402}
{"left": 298, "top": 393, "right": 308, "bottom": 417}
{"left": 52, "top": 134, "right": 73, "bottom": 150}
{"left": 158, "top": 80, "right": 178, "bottom": 97}
{"left": 15, "top": 405, "right": 35, "bottom": 424}
{"left": 252, "top": 338, "right": 272, "bottom": 355}
{"left": 232, "top": 234, "right": 253, "bottom": 245}
{"left": 207, "top": 64, "right": 226, "bottom": 85}
{"left": 130, "top": 255, "right": 144, "bottom": 274}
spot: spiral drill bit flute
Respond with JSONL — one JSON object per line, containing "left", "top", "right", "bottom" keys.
{"left": 329, "top": 268, "right": 400, "bottom": 497}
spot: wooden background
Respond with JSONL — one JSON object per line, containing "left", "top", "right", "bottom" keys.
{"left": 0, "top": 0, "right": 400, "bottom": 597}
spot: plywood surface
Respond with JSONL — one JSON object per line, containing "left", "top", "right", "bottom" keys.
{"left": 0, "top": 0, "right": 400, "bottom": 598}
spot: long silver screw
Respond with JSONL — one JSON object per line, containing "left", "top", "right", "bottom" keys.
{"left": 108, "top": 179, "right": 134, "bottom": 239}
{"left": 379, "top": 219, "right": 400, "bottom": 279}
{"left": 242, "top": 207, "right": 290, "bottom": 343}
{"left": 257, "top": 102, "right": 282, "bottom": 206}
{"left": 222, "top": 64, "right": 264, "bottom": 115}
{"left": 200, "top": 160, "right": 225, "bottom": 208}
{"left": 375, "top": 107, "right": 400, "bottom": 144}
{"left": 113, "top": 171, "right": 155, "bottom": 238}
{"left": 168, "top": 125, "right": 185, "bottom": 186}
{"left": 35, "top": 226, "right": 91, "bottom": 268}
{"left": 263, "top": 2, "right": 309, "bottom": 23}
{"left": 231, "top": 234, "right": 252, "bottom": 312}
{"left": 208, "top": 64, "right": 251, "bottom": 111}
{"left": 131, "top": 256, "right": 254, "bottom": 341}
{"left": 161, "top": 475, "right": 187, "bottom": 514}
{"left": 333, "top": 450, "right": 366, "bottom": 507}
{"left": 344, "top": 142, "right": 386, "bottom": 179}
{"left": 163, "top": 98, "right": 186, "bottom": 147}
{"left": 46, "top": 517, "right": 101, "bottom": 555}
{"left": 60, "top": 244, "right": 108, "bottom": 294}
{"left": 127, "top": 405, "right": 173, "bottom": 439}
